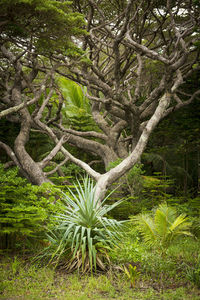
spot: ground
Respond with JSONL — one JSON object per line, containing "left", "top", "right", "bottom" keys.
{"left": 0, "top": 256, "right": 199, "bottom": 300}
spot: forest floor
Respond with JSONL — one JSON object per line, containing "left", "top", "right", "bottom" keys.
{"left": 0, "top": 256, "right": 200, "bottom": 300}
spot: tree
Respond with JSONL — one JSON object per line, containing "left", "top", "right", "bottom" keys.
{"left": 0, "top": 0, "right": 85, "bottom": 184}
{"left": 0, "top": 0, "right": 200, "bottom": 200}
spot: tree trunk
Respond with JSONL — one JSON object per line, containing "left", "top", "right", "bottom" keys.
{"left": 94, "top": 92, "right": 171, "bottom": 201}
{"left": 14, "top": 109, "right": 51, "bottom": 185}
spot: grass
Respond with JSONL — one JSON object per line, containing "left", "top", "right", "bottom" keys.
{"left": 1, "top": 218, "right": 200, "bottom": 300}
{"left": 0, "top": 256, "right": 200, "bottom": 300}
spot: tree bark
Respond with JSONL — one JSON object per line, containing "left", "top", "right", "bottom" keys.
{"left": 94, "top": 92, "right": 171, "bottom": 201}
{"left": 14, "top": 115, "right": 51, "bottom": 185}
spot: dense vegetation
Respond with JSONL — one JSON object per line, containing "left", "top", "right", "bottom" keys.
{"left": 0, "top": 0, "right": 200, "bottom": 299}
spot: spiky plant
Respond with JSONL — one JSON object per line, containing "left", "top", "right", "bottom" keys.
{"left": 39, "top": 177, "right": 125, "bottom": 273}
{"left": 133, "top": 203, "right": 193, "bottom": 255}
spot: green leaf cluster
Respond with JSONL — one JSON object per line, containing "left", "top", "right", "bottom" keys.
{"left": 58, "top": 77, "right": 97, "bottom": 131}
{"left": 0, "top": 0, "right": 86, "bottom": 55}
{"left": 123, "top": 264, "right": 140, "bottom": 288}
{"left": 132, "top": 203, "right": 193, "bottom": 255}
{"left": 107, "top": 160, "right": 144, "bottom": 197}
{"left": 0, "top": 165, "right": 63, "bottom": 238}
{"left": 39, "top": 177, "right": 125, "bottom": 273}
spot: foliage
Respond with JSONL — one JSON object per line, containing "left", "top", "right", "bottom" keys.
{"left": 138, "top": 237, "right": 200, "bottom": 287}
{"left": 107, "top": 161, "right": 144, "bottom": 197}
{"left": 127, "top": 174, "right": 174, "bottom": 216}
{"left": 132, "top": 203, "right": 193, "bottom": 255}
{"left": 111, "top": 222, "right": 200, "bottom": 289}
{"left": 186, "top": 254, "right": 200, "bottom": 288}
{"left": 106, "top": 161, "right": 145, "bottom": 219}
{"left": 109, "top": 225, "right": 143, "bottom": 264}
{"left": 1, "top": 257, "right": 200, "bottom": 300}
{"left": 140, "top": 249, "right": 178, "bottom": 281}
{"left": 166, "top": 195, "right": 200, "bottom": 236}
{"left": 0, "top": 0, "right": 86, "bottom": 55}
{"left": 57, "top": 77, "right": 96, "bottom": 131}
{"left": 145, "top": 98, "right": 200, "bottom": 195}
{"left": 108, "top": 200, "right": 136, "bottom": 220}
{"left": 107, "top": 163, "right": 174, "bottom": 219}
{"left": 123, "top": 264, "right": 140, "bottom": 288}
{"left": 61, "top": 163, "right": 86, "bottom": 178}
{"left": 0, "top": 165, "right": 63, "bottom": 248}
{"left": 39, "top": 177, "right": 125, "bottom": 273}
{"left": 168, "top": 195, "right": 200, "bottom": 216}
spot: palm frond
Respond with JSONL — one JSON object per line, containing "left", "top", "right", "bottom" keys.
{"left": 133, "top": 203, "right": 193, "bottom": 252}
{"left": 134, "top": 214, "right": 156, "bottom": 246}
{"left": 169, "top": 214, "right": 192, "bottom": 235}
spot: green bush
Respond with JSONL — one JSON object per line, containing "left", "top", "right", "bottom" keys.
{"left": 38, "top": 177, "right": 125, "bottom": 273}
{"left": 132, "top": 203, "right": 193, "bottom": 255}
{"left": 109, "top": 225, "right": 143, "bottom": 264}
{"left": 0, "top": 165, "right": 64, "bottom": 248}
{"left": 167, "top": 196, "right": 200, "bottom": 236}
{"left": 107, "top": 162, "right": 175, "bottom": 219}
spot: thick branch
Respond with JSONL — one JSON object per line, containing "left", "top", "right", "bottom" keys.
{"left": 0, "top": 141, "right": 20, "bottom": 167}
{"left": 54, "top": 124, "right": 106, "bottom": 140}
{"left": 94, "top": 92, "right": 171, "bottom": 200}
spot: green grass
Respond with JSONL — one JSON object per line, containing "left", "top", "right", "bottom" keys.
{"left": 0, "top": 256, "right": 200, "bottom": 300}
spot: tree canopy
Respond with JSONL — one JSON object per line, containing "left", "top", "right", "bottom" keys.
{"left": 0, "top": 0, "right": 85, "bottom": 54}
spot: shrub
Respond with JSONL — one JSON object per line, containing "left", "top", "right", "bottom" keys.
{"left": 0, "top": 165, "right": 63, "bottom": 249}
{"left": 132, "top": 203, "right": 193, "bottom": 255}
{"left": 38, "top": 177, "right": 125, "bottom": 273}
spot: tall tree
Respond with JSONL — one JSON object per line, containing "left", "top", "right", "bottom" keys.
{"left": 0, "top": 0, "right": 199, "bottom": 200}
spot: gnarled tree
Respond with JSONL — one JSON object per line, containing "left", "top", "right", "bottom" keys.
{"left": 0, "top": 0, "right": 85, "bottom": 184}
{"left": 0, "top": 0, "right": 200, "bottom": 200}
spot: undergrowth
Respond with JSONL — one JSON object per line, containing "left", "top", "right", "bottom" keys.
{"left": 0, "top": 255, "right": 200, "bottom": 300}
